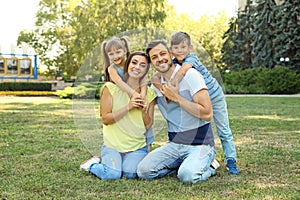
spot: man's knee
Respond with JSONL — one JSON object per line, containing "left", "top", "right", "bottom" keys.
{"left": 177, "top": 167, "right": 206, "bottom": 184}
{"left": 177, "top": 167, "right": 195, "bottom": 184}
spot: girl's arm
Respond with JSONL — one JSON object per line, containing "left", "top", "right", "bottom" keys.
{"left": 140, "top": 77, "right": 148, "bottom": 99}
{"left": 141, "top": 99, "right": 155, "bottom": 130}
{"left": 108, "top": 66, "right": 139, "bottom": 98}
{"left": 143, "top": 99, "right": 155, "bottom": 153}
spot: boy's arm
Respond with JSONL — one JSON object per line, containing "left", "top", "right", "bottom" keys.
{"left": 108, "top": 66, "right": 139, "bottom": 98}
{"left": 170, "top": 63, "right": 192, "bottom": 85}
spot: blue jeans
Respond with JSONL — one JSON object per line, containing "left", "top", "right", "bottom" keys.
{"left": 90, "top": 145, "right": 148, "bottom": 180}
{"left": 137, "top": 142, "right": 216, "bottom": 184}
{"left": 212, "top": 92, "right": 237, "bottom": 161}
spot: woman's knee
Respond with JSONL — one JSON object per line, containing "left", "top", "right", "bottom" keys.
{"left": 123, "top": 172, "right": 138, "bottom": 179}
{"left": 101, "top": 169, "right": 122, "bottom": 180}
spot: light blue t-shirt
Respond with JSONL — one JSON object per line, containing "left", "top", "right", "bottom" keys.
{"left": 151, "top": 64, "right": 214, "bottom": 146}
{"left": 152, "top": 64, "right": 209, "bottom": 133}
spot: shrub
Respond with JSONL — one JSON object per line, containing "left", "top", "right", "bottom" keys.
{"left": 0, "top": 91, "right": 56, "bottom": 96}
{"left": 55, "top": 86, "right": 74, "bottom": 99}
{"left": 0, "top": 82, "right": 52, "bottom": 91}
{"left": 56, "top": 82, "right": 105, "bottom": 99}
{"left": 222, "top": 66, "right": 300, "bottom": 94}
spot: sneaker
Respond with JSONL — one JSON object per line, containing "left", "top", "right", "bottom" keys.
{"left": 210, "top": 159, "right": 220, "bottom": 170}
{"left": 209, "top": 167, "right": 216, "bottom": 176}
{"left": 80, "top": 156, "right": 100, "bottom": 171}
{"left": 226, "top": 159, "right": 240, "bottom": 175}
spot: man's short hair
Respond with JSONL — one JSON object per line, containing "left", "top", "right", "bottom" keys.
{"left": 146, "top": 40, "right": 169, "bottom": 56}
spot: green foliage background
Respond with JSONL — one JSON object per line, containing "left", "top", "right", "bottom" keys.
{"left": 221, "top": 0, "right": 300, "bottom": 71}
{"left": 15, "top": 0, "right": 300, "bottom": 94}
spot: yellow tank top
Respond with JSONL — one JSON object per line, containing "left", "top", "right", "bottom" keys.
{"left": 102, "top": 82, "right": 156, "bottom": 152}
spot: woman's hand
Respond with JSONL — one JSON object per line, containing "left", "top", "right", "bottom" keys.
{"left": 128, "top": 96, "right": 145, "bottom": 111}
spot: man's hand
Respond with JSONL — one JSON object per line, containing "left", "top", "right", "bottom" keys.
{"left": 160, "top": 81, "right": 179, "bottom": 103}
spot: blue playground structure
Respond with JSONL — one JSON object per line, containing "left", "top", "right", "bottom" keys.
{"left": 0, "top": 53, "right": 38, "bottom": 80}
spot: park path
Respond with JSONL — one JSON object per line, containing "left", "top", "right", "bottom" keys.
{"left": 225, "top": 94, "right": 300, "bottom": 97}
{"left": 0, "top": 94, "right": 299, "bottom": 103}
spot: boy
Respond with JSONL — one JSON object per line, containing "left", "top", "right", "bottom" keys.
{"left": 151, "top": 32, "right": 239, "bottom": 175}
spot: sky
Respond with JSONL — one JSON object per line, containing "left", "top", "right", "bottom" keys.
{"left": 0, "top": 0, "right": 238, "bottom": 54}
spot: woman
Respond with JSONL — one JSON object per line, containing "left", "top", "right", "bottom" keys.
{"left": 80, "top": 52, "right": 156, "bottom": 180}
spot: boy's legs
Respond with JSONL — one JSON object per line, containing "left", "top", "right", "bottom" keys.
{"left": 177, "top": 145, "right": 216, "bottom": 184}
{"left": 122, "top": 146, "right": 148, "bottom": 179}
{"left": 89, "top": 145, "right": 122, "bottom": 180}
{"left": 212, "top": 93, "right": 239, "bottom": 174}
{"left": 137, "top": 142, "right": 182, "bottom": 180}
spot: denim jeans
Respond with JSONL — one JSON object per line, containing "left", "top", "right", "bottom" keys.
{"left": 137, "top": 142, "right": 216, "bottom": 184}
{"left": 212, "top": 92, "right": 237, "bottom": 161}
{"left": 90, "top": 145, "right": 148, "bottom": 180}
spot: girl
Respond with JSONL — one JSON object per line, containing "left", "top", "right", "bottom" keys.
{"left": 102, "top": 36, "right": 147, "bottom": 99}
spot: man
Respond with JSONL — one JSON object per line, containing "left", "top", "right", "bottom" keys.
{"left": 137, "top": 40, "right": 219, "bottom": 184}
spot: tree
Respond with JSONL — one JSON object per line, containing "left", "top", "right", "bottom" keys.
{"left": 221, "top": 0, "right": 256, "bottom": 70}
{"left": 274, "top": 0, "right": 300, "bottom": 72}
{"left": 221, "top": 0, "right": 300, "bottom": 71}
{"left": 252, "top": 0, "right": 277, "bottom": 68}
{"left": 18, "top": 0, "right": 80, "bottom": 75}
{"left": 220, "top": 17, "right": 238, "bottom": 70}
{"left": 18, "top": 0, "right": 167, "bottom": 76}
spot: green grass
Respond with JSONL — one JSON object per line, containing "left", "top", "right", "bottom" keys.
{"left": 0, "top": 96, "right": 299, "bottom": 199}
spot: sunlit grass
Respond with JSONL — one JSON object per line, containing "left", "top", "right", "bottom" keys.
{"left": 0, "top": 96, "right": 299, "bottom": 199}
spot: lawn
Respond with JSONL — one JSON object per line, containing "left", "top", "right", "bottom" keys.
{"left": 0, "top": 96, "right": 299, "bottom": 199}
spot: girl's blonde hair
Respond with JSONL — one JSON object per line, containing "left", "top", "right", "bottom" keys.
{"left": 101, "top": 36, "right": 130, "bottom": 81}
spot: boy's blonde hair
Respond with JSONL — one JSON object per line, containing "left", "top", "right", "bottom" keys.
{"left": 170, "top": 31, "right": 191, "bottom": 46}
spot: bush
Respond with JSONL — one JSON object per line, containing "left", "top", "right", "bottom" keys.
{"left": 55, "top": 82, "right": 105, "bottom": 99}
{"left": 55, "top": 86, "right": 74, "bottom": 99}
{"left": 0, "top": 91, "right": 56, "bottom": 96}
{"left": 0, "top": 82, "right": 52, "bottom": 91}
{"left": 222, "top": 66, "right": 300, "bottom": 94}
